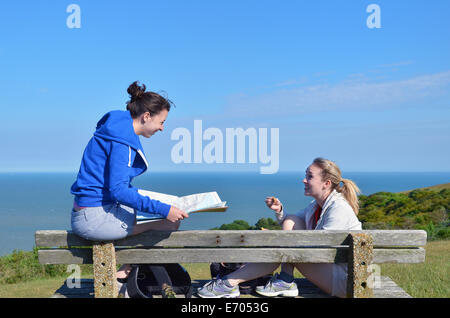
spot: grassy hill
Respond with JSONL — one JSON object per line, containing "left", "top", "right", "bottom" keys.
{"left": 358, "top": 183, "right": 450, "bottom": 240}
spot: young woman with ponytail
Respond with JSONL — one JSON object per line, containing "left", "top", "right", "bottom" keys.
{"left": 197, "top": 158, "right": 362, "bottom": 298}
{"left": 70, "top": 81, "right": 188, "bottom": 280}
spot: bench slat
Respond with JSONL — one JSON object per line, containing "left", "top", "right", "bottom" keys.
{"left": 38, "top": 247, "right": 425, "bottom": 265}
{"left": 35, "top": 230, "right": 427, "bottom": 248}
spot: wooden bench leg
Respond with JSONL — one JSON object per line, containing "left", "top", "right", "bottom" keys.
{"left": 347, "top": 233, "right": 374, "bottom": 298}
{"left": 93, "top": 242, "right": 118, "bottom": 298}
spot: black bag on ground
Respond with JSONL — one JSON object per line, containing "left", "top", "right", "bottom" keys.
{"left": 127, "top": 264, "right": 194, "bottom": 298}
{"left": 210, "top": 263, "right": 272, "bottom": 295}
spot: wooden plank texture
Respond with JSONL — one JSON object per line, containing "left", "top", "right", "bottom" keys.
{"left": 35, "top": 230, "right": 427, "bottom": 248}
{"left": 38, "top": 247, "right": 425, "bottom": 265}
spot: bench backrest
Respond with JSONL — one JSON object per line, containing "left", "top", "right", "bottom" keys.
{"left": 36, "top": 229, "right": 426, "bottom": 265}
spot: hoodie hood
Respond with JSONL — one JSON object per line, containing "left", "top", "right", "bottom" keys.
{"left": 94, "top": 110, "right": 143, "bottom": 151}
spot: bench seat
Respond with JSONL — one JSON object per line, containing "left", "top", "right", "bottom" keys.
{"left": 36, "top": 229, "right": 426, "bottom": 298}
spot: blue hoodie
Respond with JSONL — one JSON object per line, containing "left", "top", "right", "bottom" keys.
{"left": 70, "top": 110, "right": 171, "bottom": 218}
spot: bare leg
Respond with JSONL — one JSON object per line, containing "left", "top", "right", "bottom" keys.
{"left": 280, "top": 216, "right": 338, "bottom": 297}
{"left": 225, "top": 215, "right": 308, "bottom": 286}
{"left": 117, "top": 219, "right": 181, "bottom": 279}
{"left": 293, "top": 263, "right": 335, "bottom": 296}
{"left": 280, "top": 215, "right": 306, "bottom": 277}
{"left": 224, "top": 263, "right": 280, "bottom": 287}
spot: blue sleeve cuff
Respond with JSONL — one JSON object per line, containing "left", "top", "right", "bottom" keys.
{"left": 157, "top": 202, "right": 171, "bottom": 218}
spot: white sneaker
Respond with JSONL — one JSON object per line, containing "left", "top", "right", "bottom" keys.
{"left": 255, "top": 274, "right": 298, "bottom": 297}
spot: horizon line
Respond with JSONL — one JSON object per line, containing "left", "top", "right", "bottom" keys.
{"left": 1, "top": 170, "right": 450, "bottom": 174}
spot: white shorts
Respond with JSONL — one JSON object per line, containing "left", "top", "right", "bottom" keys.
{"left": 71, "top": 203, "right": 136, "bottom": 241}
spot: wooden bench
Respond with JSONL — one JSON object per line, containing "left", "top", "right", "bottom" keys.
{"left": 35, "top": 229, "right": 427, "bottom": 298}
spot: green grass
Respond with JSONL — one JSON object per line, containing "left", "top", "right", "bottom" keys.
{"left": 0, "top": 277, "right": 71, "bottom": 298}
{"left": 379, "top": 240, "right": 449, "bottom": 298}
{"left": 0, "top": 240, "right": 448, "bottom": 298}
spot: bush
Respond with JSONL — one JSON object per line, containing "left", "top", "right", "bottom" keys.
{"left": 0, "top": 248, "right": 64, "bottom": 284}
{"left": 211, "top": 220, "right": 252, "bottom": 230}
{"left": 0, "top": 247, "right": 93, "bottom": 285}
{"left": 436, "top": 226, "right": 450, "bottom": 240}
{"left": 252, "top": 217, "right": 282, "bottom": 230}
{"left": 211, "top": 218, "right": 281, "bottom": 230}
{"left": 359, "top": 187, "right": 450, "bottom": 240}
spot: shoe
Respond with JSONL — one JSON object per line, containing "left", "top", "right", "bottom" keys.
{"left": 197, "top": 277, "right": 240, "bottom": 298}
{"left": 161, "top": 283, "right": 177, "bottom": 298}
{"left": 255, "top": 273, "right": 299, "bottom": 297}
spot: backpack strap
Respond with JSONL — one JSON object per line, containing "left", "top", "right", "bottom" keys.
{"left": 126, "top": 265, "right": 149, "bottom": 298}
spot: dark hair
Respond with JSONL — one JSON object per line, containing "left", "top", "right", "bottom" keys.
{"left": 126, "top": 81, "right": 173, "bottom": 118}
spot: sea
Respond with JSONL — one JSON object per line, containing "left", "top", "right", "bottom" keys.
{"left": 1, "top": 171, "right": 449, "bottom": 256}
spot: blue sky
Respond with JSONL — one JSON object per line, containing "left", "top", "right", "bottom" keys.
{"left": 0, "top": 0, "right": 449, "bottom": 173}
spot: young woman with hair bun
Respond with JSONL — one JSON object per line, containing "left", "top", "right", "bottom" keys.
{"left": 197, "top": 158, "right": 362, "bottom": 298}
{"left": 70, "top": 81, "right": 188, "bottom": 279}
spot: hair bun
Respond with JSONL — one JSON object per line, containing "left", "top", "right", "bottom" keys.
{"left": 127, "top": 81, "right": 146, "bottom": 102}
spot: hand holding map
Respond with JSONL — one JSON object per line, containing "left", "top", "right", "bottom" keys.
{"left": 136, "top": 190, "right": 228, "bottom": 223}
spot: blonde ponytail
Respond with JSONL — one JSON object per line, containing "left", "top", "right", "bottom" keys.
{"left": 312, "top": 158, "right": 361, "bottom": 215}
{"left": 337, "top": 178, "right": 361, "bottom": 215}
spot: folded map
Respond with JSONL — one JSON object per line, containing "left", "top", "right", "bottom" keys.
{"left": 136, "top": 189, "right": 228, "bottom": 223}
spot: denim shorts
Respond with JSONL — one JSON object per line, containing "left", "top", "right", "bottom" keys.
{"left": 71, "top": 203, "right": 136, "bottom": 241}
